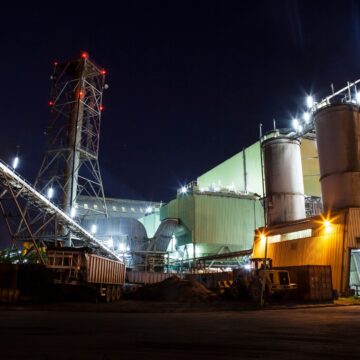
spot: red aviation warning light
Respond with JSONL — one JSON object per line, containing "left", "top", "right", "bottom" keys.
{"left": 81, "top": 51, "right": 89, "bottom": 59}
{"left": 48, "top": 101, "right": 54, "bottom": 106}
{"left": 99, "top": 105, "right": 104, "bottom": 111}
{"left": 101, "top": 69, "right": 106, "bottom": 75}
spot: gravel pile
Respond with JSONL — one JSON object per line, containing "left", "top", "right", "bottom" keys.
{"left": 130, "top": 276, "right": 219, "bottom": 302}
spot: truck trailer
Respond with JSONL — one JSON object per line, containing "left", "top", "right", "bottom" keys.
{"left": 47, "top": 248, "right": 126, "bottom": 302}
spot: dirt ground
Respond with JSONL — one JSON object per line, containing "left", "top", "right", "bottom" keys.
{"left": 0, "top": 302, "right": 359, "bottom": 359}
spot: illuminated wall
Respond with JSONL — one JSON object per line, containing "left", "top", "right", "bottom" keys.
{"left": 253, "top": 208, "right": 360, "bottom": 293}
{"left": 197, "top": 138, "right": 321, "bottom": 197}
{"left": 161, "top": 192, "right": 264, "bottom": 256}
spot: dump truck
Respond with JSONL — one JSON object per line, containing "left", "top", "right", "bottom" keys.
{"left": 228, "top": 258, "right": 297, "bottom": 302}
{"left": 47, "top": 248, "right": 126, "bottom": 302}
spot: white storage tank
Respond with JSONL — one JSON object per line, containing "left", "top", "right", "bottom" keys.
{"left": 262, "top": 137, "right": 306, "bottom": 225}
{"left": 315, "top": 104, "right": 360, "bottom": 211}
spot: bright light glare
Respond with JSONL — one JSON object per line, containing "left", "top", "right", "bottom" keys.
{"left": 145, "top": 206, "right": 153, "bottom": 214}
{"left": 303, "top": 112, "right": 310, "bottom": 124}
{"left": 90, "top": 224, "right": 97, "bottom": 234}
{"left": 244, "top": 263, "right": 251, "bottom": 270}
{"left": 12, "top": 156, "right": 19, "bottom": 170}
{"left": 105, "top": 237, "right": 113, "bottom": 248}
{"left": 118, "top": 242, "right": 126, "bottom": 252}
{"left": 47, "top": 187, "right": 54, "bottom": 199}
{"left": 292, "top": 118, "right": 299, "bottom": 131}
{"left": 298, "top": 125, "right": 303, "bottom": 133}
{"left": 306, "top": 95, "right": 314, "bottom": 109}
{"left": 324, "top": 220, "right": 332, "bottom": 233}
{"left": 70, "top": 207, "right": 76, "bottom": 218}
{"left": 356, "top": 92, "right": 360, "bottom": 104}
{"left": 180, "top": 186, "right": 187, "bottom": 194}
{"left": 260, "top": 233, "right": 266, "bottom": 241}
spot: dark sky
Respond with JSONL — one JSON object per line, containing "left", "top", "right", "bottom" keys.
{"left": 0, "top": 0, "right": 359, "bottom": 202}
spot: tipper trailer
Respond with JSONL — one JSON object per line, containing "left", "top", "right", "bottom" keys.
{"left": 47, "top": 248, "right": 126, "bottom": 302}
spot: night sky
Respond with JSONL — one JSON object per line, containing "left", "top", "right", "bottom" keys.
{"left": 0, "top": 0, "right": 359, "bottom": 202}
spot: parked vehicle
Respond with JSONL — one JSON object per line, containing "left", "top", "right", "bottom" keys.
{"left": 47, "top": 248, "right": 126, "bottom": 302}
{"left": 228, "top": 258, "right": 297, "bottom": 302}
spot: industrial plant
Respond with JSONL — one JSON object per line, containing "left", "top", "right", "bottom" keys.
{"left": 0, "top": 51, "right": 360, "bottom": 302}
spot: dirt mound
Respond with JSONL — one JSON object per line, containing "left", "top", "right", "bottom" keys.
{"left": 130, "top": 276, "right": 219, "bottom": 302}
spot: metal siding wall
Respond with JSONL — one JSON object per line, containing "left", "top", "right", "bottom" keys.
{"left": 197, "top": 142, "right": 263, "bottom": 195}
{"left": 253, "top": 221, "right": 345, "bottom": 292}
{"left": 301, "top": 139, "right": 321, "bottom": 197}
{"left": 194, "top": 195, "right": 264, "bottom": 250}
{"left": 347, "top": 208, "right": 360, "bottom": 247}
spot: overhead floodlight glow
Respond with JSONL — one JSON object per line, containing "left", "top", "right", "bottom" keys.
{"left": 180, "top": 186, "right": 187, "bottom": 194}
{"left": 105, "top": 237, "right": 113, "bottom": 248}
{"left": 12, "top": 156, "right": 19, "bottom": 170}
{"left": 292, "top": 118, "right": 299, "bottom": 131}
{"left": 47, "top": 187, "right": 54, "bottom": 199}
{"left": 306, "top": 95, "right": 314, "bottom": 109}
{"left": 303, "top": 112, "right": 310, "bottom": 124}
{"left": 70, "top": 207, "right": 76, "bottom": 218}
{"left": 356, "top": 92, "right": 360, "bottom": 104}
{"left": 90, "top": 224, "right": 97, "bottom": 234}
{"left": 298, "top": 125, "right": 303, "bottom": 133}
{"left": 145, "top": 206, "right": 153, "bottom": 214}
{"left": 118, "top": 242, "right": 126, "bottom": 252}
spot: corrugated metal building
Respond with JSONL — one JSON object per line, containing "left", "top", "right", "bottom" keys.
{"left": 161, "top": 187, "right": 264, "bottom": 259}
{"left": 197, "top": 138, "right": 321, "bottom": 198}
{"left": 253, "top": 208, "right": 360, "bottom": 294}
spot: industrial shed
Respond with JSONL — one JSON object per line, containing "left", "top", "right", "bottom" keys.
{"left": 253, "top": 208, "right": 360, "bottom": 294}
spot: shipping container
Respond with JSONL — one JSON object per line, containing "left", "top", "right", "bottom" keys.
{"left": 47, "top": 249, "right": 125, "bottom": 302}
{"left": 274, "top": 265, "right": 333, "bottom": 301}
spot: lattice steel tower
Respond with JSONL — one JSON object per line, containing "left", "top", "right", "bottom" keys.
{"left": 35, "top": 52, "right": 108, "bottom": 230}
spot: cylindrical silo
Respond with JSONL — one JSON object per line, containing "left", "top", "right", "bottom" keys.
{"left": 262, "top": 137, "right": 306, "bottom": 225}
{"left": 315, "top": 104, "right": 360, "bottom": 211}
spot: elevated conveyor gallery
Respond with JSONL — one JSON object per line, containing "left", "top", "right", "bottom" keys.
{"left": 0, "top": 160, "right": 121, "bottom": 262}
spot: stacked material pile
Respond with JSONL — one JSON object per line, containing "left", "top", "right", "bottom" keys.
{"left": 131, "top": 276, "right": 219, "bottom": 302}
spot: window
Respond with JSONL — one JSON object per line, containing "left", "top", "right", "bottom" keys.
{"left": 112, "top": 206, "right": 117, "bottom": 211}
{"left": 268, "top": 229, "right": 312, "bottom": 243}
{"left": 268, "top": 235, "right": 281, "bottom": 244}
{"left": 282, "top": 229, "right": 312, "bottom": 241}
{"left": 131, "top": 207, "right": 135, "bottom": 213}
{"left": 93, "top": 204, "right": 98, "bottom": 209}
{"left": 121, "top": 207, "right": 126, "bottom": 212}
{"left": 84, "top": 203, "right": 88, "bottom": 209}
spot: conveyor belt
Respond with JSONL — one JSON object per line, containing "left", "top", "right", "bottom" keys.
{"left": 0, "top": 160, "right": 121, "bottom": 261}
